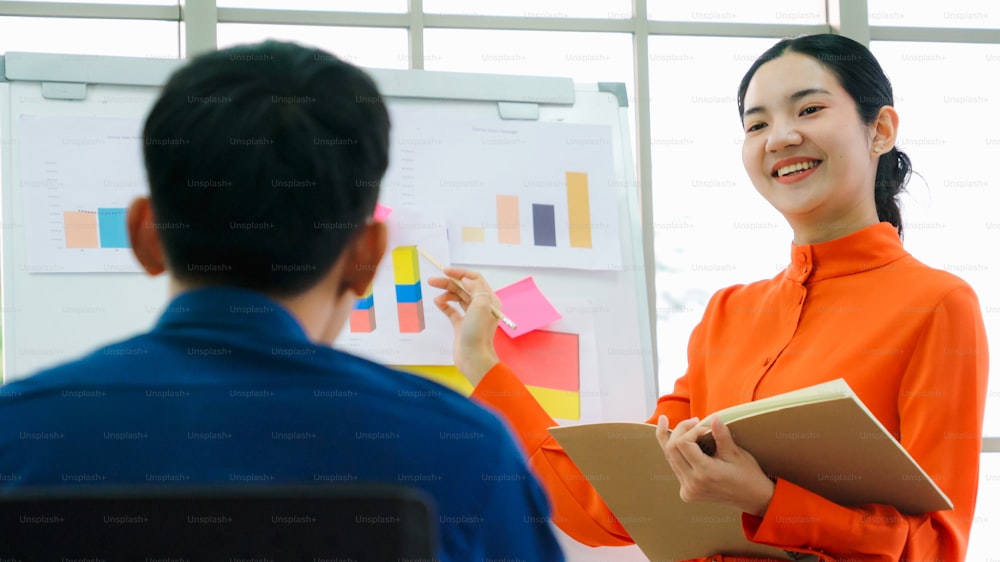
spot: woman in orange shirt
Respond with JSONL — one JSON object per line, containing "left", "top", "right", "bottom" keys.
{"left": 429, "top": 34, "right": 988, "bottom": 561}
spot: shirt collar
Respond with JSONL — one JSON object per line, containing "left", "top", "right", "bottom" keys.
{"left": 153, "top": 287, "right": 310, "bottom": 342}
{"left": 784, "top": 222, "right": 909, "bottom": 284}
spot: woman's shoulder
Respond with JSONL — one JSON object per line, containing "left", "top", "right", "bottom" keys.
{"left": 890, "top": 255, "right": 980, "bottom": 302}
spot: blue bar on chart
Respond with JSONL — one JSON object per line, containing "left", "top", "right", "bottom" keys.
{"left": 97, "top": 208, "right": 129, "bottom": 248}
{"left": 531, "top": 204, "right": 556, "bottom": 247}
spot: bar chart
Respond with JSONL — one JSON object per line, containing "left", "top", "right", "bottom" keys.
{"left": 381, "top": 108, "right": 621, "bottom": 270}
{"left": 461, "top": 172, "right": 594, "bottom": 250}
{"left": 335, "top": 206, "right": 453, "bottom": 365}
{"left": 348, "top": 246, "right": 428, "bottom": 334}
{"left": 349, "top": 285, "right": 376, "bottom": 333}
{"left": 392, "top": 245, "right": 426, "bottom": 333}
{"left": 21, "top": 114, "right": 147, "bottom": 273}
{"left": 63, "top": 208, "right": 129, "bottom": 249}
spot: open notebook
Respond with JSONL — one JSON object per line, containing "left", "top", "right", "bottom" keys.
{"left": 548, "top": 378, "right": 950, "bottom": 561}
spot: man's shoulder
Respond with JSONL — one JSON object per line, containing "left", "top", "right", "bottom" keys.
{"left": 2, "top": 337, "right": 513, "bottom": 443}
{"left": 0, "top": 334, "right": 154, "bottom": 399}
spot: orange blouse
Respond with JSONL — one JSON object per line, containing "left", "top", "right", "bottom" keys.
{"left": 472, "top": 222, "right": 988, "bottom": 561}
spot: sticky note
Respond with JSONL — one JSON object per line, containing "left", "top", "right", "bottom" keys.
{"left": 493, "top": 329, "right": 580, "bottom": 419}
{"left": 495, "top": 276, "right": 562, "bottom": 338}
{"left": 374, "top": 204, "right": 392, "bottom": 222}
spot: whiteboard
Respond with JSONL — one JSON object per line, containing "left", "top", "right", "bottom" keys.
{"left": 0, "top": 50, "right": 656, "bottom": 560}
{"left": 0, "top": 51, "right": 656, "bottom": 420}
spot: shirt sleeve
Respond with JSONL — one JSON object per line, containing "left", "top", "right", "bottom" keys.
{"left": 472, "top": 363, "right": 634, "bottom": 546}
{"left": 743, "top": 285, "right": 989, "bottom": 561}
{"left": 470, "top": 309, "right": 708, "bottom": 547}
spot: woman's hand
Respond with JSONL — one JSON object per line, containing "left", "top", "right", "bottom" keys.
{"left": 427, "top": 268, "right": 501, "bottom": 386}
{"left": 656, "top": 415, "right": 776, "bottom": 516}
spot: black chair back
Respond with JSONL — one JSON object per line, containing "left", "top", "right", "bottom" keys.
{"left": 0, "top": 484, "right": 437, "bottom": 562}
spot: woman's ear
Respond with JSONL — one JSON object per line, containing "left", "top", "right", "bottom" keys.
{"left": 872, "top": 105, "right": 899, "bottom": 154}
{"left": 127, "top": 197, "right": 167, "bottom": 276}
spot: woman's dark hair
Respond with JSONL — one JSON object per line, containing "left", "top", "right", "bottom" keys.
{"left": 737, "top": 34, "right": 911, "bottom": 238}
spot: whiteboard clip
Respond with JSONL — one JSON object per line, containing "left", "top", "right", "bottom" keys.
{"left": 497, "top": 101, "right": 539, "bottom": 121}
{"left": 42, "top": 82, "right": 87, "bottom": 101}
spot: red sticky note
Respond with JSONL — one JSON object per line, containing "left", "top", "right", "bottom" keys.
{"left": 495, "top": 277, "right": 562, "bottom": 338}
{"left": 494, "top": 329, "right": 579, "bottom": 391}
{"left": 374, "top": 204, "right": 392, "bottom": 222}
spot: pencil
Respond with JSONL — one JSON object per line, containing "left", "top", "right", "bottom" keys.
{"left": 416, "top": 247, "right": 518, "bottom": 331}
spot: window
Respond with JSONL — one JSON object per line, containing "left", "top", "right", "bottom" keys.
{"left": 647, "top": 36, "right": 784, "bottom": 392}
{"left": 218, "top": 0, "right": 405, "bottom": 13}
{"left": 869, "top": 0, "right": 1000, "bottom": 28}
{"left": 424, "top": 28, "right": 636, "bottom": 153}
{"left": 0, "top": 17, "right": 178, "bottom": 58}
{"left": 647, "top": 0, "right": 824, "bottom": 24}
{"left": 217, "top": 24, "right": 408, "bottom": 69}
{"left": 424, "top": 0, "right": 631, "bottom": 19}
{"left": 872, "top": 40, "right": 1000, "bottom": 436}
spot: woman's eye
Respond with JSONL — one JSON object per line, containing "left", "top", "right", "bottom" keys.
{"left": 746, "top": 122, "right": 766, "bottom": 133}
{"left": 801, "top": 106, "right": 823, "bottom": 116}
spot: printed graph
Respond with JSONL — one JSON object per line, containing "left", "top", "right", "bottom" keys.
{"left": 21, "top": 115, "right": 146, "bottom": 273}
{"left": 382, "top": 109, "right": 621, "bottom": 270}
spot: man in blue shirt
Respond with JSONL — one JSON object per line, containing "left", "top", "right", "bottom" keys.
{"left": 0, "top": 41, "right": 563, "bottom": 561}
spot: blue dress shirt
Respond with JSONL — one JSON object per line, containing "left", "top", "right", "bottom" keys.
{"left": 0, "top": 287, "right": 564, "bottom": 561}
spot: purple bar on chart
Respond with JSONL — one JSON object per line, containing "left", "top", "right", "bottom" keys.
{"left": 531, "top": 204, "right": 556, "bottom": 247}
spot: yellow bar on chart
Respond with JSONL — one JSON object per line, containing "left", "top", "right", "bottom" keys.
{"left": 391, "top": 245, "right": 421, "bottom": 285}
{"left": 461, "top": 226, "right": 486, "bottom": 243}
{"left": 566, "top": 171, "right": 593, "bottom": 249}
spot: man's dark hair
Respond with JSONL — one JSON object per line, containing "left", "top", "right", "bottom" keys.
{"left": 142, "top": 40, "right": 390, "bottom": 296}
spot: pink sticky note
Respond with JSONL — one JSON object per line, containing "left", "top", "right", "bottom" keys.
{"left": 495, "top": 277, "right": 562, "bottom": 338}
{"left": 374, "top": 204, "right": 392, "bottom": 222}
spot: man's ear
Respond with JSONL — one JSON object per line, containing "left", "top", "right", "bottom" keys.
{"left": 127, "top": 197, "right": 167, "bottom": 276}
{"left": 872, "top": 105, "right": 899, "bottom": 155}
{"left": 341, "top": 220, "right": 387, "bottom": 297}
